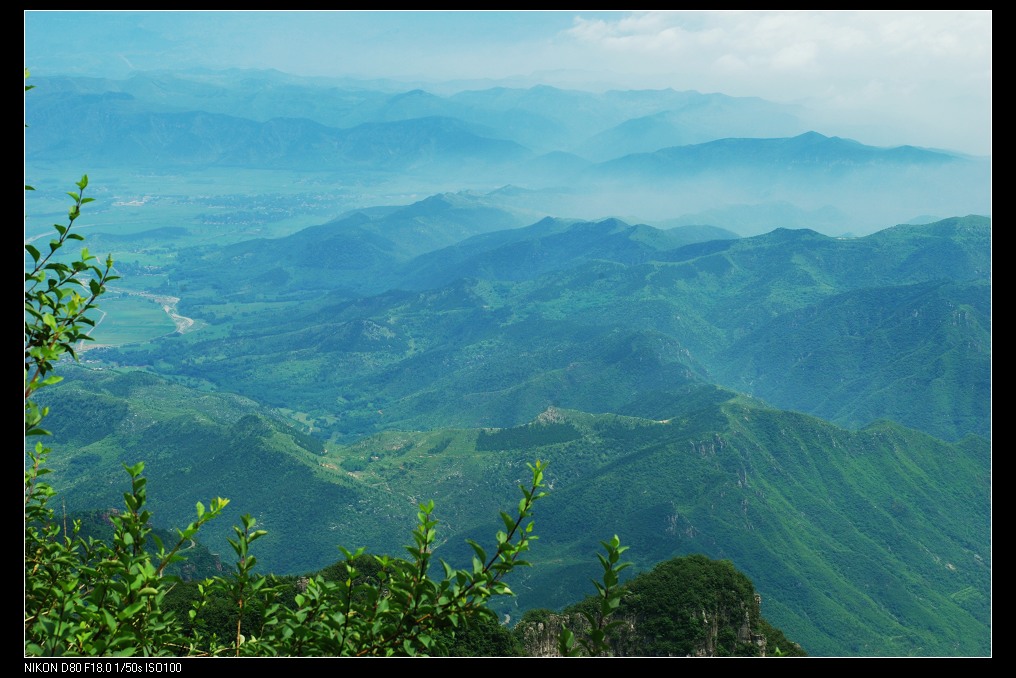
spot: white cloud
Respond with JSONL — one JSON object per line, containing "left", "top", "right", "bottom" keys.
{"left": 563, "top": 10, "right": 990, "bottom": 91}
{"left": 559, "top": 10, "right": 990, "bottom": 153}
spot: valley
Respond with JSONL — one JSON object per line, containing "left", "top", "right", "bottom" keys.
{"left": 25, "top": 53, "right": 991, "bottom": 657}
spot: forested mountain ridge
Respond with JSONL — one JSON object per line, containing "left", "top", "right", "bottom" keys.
{"left": 516, "top": 555, "right": 807, "bottom": 656}
{"left": 98, "top": 215, "right": 990, "bottom": 442}
{"left": 42, "top": 207, "right": 988, "bottom": 656}
{"left": 41, "top": 365, "right": 990, "bottom": 656}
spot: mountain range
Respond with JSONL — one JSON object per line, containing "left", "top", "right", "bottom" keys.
{"left": 40, "top": 209, "right": 991, "bottom": 656}
{"left": 27, "top": 68, "right": 991, "bottom": 657}
{"left": 25, "top": 72, "right": 990, "bottom": 234}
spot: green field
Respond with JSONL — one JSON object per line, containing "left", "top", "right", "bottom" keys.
{"left": 85, "top": 292, "right": 178, "bottom": 346}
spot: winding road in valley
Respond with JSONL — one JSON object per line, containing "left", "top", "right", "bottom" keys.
{"left": 130, "top": 291, "right": 195, "bottom": 333}
{"left": 77, "top": 289, "right": 197, "bottom": 351}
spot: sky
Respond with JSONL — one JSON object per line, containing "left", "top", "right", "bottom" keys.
{"left": 24, "top": 10, "right": 992, "bottom": 155}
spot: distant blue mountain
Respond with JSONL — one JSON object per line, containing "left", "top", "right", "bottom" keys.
{"left": 25, "top": 72, "right": 990, "bottom": 236}
{"left": 596, "top": 132, "right": 961, "bottom": 179}
{"left": 577, "top": 96, "right": 806, "bottom": 161}
{"left": 26, "top": 88, "right": 531, "bottom": 171}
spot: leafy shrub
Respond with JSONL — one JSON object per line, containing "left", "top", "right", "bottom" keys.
{"left": 22, "top": 92, "right": 549, "bottom": 654}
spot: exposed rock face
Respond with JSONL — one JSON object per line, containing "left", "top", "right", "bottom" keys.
{"left": 517, "top": 608, "right": 765, "bottom": 657}
{"left": 516, "top": 614, "right": 573, "bottom": 658}
{"left": 516, "top": 555, "right": 795, "bottom": 657}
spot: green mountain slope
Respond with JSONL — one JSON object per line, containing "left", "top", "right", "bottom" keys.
{"left": 170, "top": 191, "right": 542, "bottom": 300}
{"left": 36, "top": 367, "right": 410, "bottom": 574}
{"left": 39, "top": 368, "right": 990, "bottom": 656}
{"left": 325, "top": 403, "right": 989, "bottom": 657}
{"left": 106, "top": 215, "right": 988, "bottom": 441}
{"left": 715, "top": 279, "right": 990, "bottom": 440}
